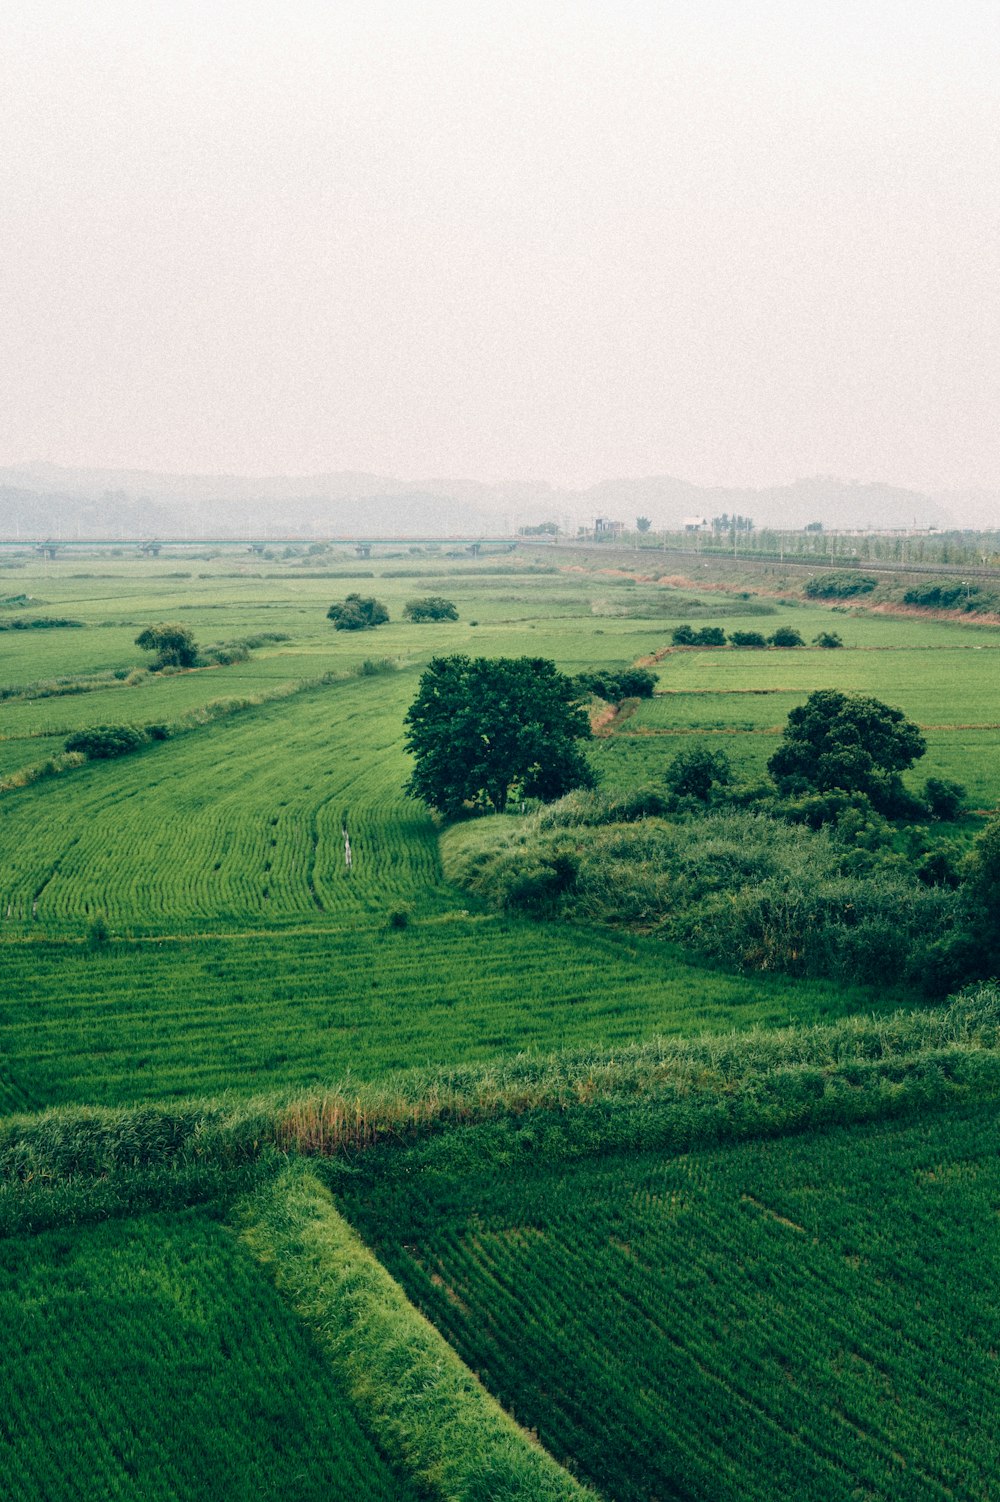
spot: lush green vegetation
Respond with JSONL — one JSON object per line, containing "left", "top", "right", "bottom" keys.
{"left": 340, "top": 1100, "right": 1000, "bottom": 1502}
{"left": 2, "top": 920, "right": 887, "bottom": 1111}
{"left": 0, "top": 1206, "right": 418, "bottom": 1501}
{"left": 1, "top": 545, "right": 999, "bottom": 1500}
{"left": 443, "top": 804, "right": 973, "bottom": 992}
{"left": 239, "top": 1169, "right": 594, "bottom": 1501}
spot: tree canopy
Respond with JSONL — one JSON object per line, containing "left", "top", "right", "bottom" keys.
{"left": 326, "top": 595, "right": 389, "bottom": 631}
{"left": 574, "top": 667, "right": 656, "bottom": 702}
{"left": 404, "top": 655, "right": 594, "bottom": 817}
{"left": 134, "top": 623, "right": 198, "bottom": 668}
{"left": 767, "top": 689, "right": 925, "bottom": 813}
{"left": 402, "top": 596, "right": 459, "bottom": 623}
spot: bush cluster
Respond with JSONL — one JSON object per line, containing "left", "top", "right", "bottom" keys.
{"left": 671, "top": 624, "right": 805, "bottom": 648}
{"left": 327, "top": 595, "right": 390, "bottom": 631}
{"left": 0, "top": 616, "right": 84, "bottom": 631}
{"left": 901, "top": 579, "right": 1000, "bottom": 614}
{"left": 447, "top": 805, "right": 987, "bottom": 993}
{"left": 64, "top": 725, "right": 149, "bottom": 760}
{"left": 402, "top": 596, "right": 458, "bottom": 622}
{"left": 804, "top": 572, "right": 878, "bottom": 598}
{"left": 573, "top": 667, "right": 657, "bottom": 701}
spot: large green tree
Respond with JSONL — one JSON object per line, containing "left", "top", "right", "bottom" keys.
{"left": 768, "top": 689, "right": 925, "bottom": 813}
{"left": 404, "top": 655, "right": 594, "bottom": 817}
{"left": 402, "top": 596, "right": 459, "bottom": 622}
{"left": 134, "top": 623, "right": 198, "bottom": 668}
{"left": 327, "top": 595, "right": 389, "bottom": 631}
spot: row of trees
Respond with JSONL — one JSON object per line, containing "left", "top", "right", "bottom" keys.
{"left": 402, "top": 657, "right": 935, "bottom": 823}
{"left": 670, "top": 623, "right": 839, "bottom": 648}
{"left": 327, "top": 595, "right": 458, "bottom": 630}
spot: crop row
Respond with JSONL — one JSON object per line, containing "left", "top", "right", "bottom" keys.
{"left": 1, "top": 911, "right": 881, "bottom": 1110}
{"left": 342, "top": 1098, "right": 1000, "bottom": 1502}
{"left": 0, "top": 1207, "right": 417, "bottom": 1502}
{"left": 0, "top": 675, "right": 442, "bottom": 929}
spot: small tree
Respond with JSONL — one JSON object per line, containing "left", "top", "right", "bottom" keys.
{"left": 402, "top": 596, "right": 459, "bottom": 623}
{"left": 135, "top": 623, "right": 198, "bottom": 668}
{"left": 404, "top": 655, "right": 594, "bottom": 817}
{"left": 768, "top": 690, "right": 925, "bottom": 814}
{"left": 768, "top": 627, "right": 804, "bottom": 648}
{"left": 665, "top": 747, "right": 732, "bottom": 804}
{"left": 923, "top": 777, "right": 965, "bottom": 821}
{"left": 813, "top": 631, "right": 843, "bottom": 649}
{"left": 636, "top": 516, "right": 652, "bottom": 533}
{"left": 327, "top": 595, "right": 390, "bottom": 631}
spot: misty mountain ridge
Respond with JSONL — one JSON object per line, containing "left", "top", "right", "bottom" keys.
{"left": 0, "top": 463, "right": 993, "bottom": 539}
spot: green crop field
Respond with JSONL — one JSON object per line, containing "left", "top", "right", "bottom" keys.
{"left": 2, "top": 546, "right": 999, "bottom": 1501}
{"left": 341, "top": 1098, "right": 1000, "bottom": 1502}
{"left": 0, "top": 1205, "right": 419, "bottom": 1502}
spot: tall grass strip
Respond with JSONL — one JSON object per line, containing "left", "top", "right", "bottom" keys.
{"left": 4, "top": 991, "right": 1000, "bottom": 1235}
{"left": 237, "top": 1167, "right": 598, "bottom": 1502}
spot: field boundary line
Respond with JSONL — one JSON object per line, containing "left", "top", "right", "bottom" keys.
{"left": 237, "top": 1168, "right": 599, "bottom": 1502}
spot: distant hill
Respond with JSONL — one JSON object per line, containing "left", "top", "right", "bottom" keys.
{"left": 0, "top": 462, "right": 989, "bottom": 539}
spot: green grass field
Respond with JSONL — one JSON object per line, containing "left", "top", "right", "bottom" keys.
{"left": 341, "top": 1099, "right": 1000, "bottom": 1502}
{"left": 0, "top": 1205, "right": 419, "bottom": 1502}
{"left": 2, "top": 547, "right": 999, "bottom": 1501}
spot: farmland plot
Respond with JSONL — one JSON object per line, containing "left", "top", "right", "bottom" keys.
{"left": 0, "top": 1206, "right": 418, "bottom": 1502}
{"left": 342, "top": 1098, "right": 1000, "bottom": 1502}
{"left": 0, "top": 920, "right": 885, "bottom": 1109}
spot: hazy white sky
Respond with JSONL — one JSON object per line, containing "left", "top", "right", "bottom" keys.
{"left": 2, "top": 1, "right": 998, "bottom": 489}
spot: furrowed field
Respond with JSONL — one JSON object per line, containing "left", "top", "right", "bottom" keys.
{"left": 2, "top": 553, "right": 942, "bottom": 1107}
{"left": 341, "top": 1100, "right": 1000, "bottom": 1502}
{"left": 0, "top": 1205, "right": 420, "bottom": 1501}
{"left": 2, "top": 543, "right": 999, "bottom": 1501}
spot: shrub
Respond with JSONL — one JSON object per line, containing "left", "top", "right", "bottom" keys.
{"left": 813, "top": 631, "right": 843, "bottom": 648}
{"left": 768, "top": 627, "right": 804, "bottom": 648}
{"left": 729, "top": 631, "right": 767, "bottom": 648}
{"left": 671, "top": 624, "right": 726, "bottom": 647}
{"left": 804, "top": 572, "right": 878, "bottom": 599}
{"left": 575, "top": 668, "right": 656, "bottom": 701}
{"left": 0, "top": 616, "right": 85, "bottom": 631}
{"left": 327, "top": 595, "right": 390, "bottom": 631}
{"left": 903, "top": 580, "right": 985, "bottom": 611}
{"left": 64, "top": 725, "right": 148, "bottom": 760}
{"left": 402, "top": 596, "right": 459, "bottom": 622}
{"left": 665, "top": 747, "right": 733, "bottom": 804}
{"left": 135, "top": 624, "right": 198, "bottom": 668}
{"left": 923, "top": 776, "right": 966, "bottom": 821}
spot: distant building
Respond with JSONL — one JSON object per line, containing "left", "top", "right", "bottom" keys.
{"left": 682, "top": 516, "right": 710, "bottom": 532}
{"left": 594, "top": 516, "right": 624, "bottom": 538}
